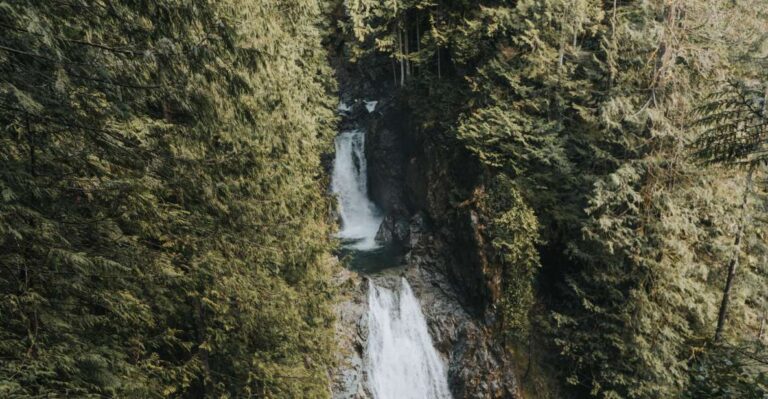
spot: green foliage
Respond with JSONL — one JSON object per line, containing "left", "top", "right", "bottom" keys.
{"left": 344, "top": 0, "right": 768, "bottom": 398}
{"left": 479, "top": 175, "right": 540, "bottom": 342}
{"left": 693, "top": 80, "right": 768, "bottom": 166}
{"left": 0, "top": 1, "right": 338, "bottom": 397}
{"left": 685, "top": 343, "right": 768, "bottom": 398}
{"left": 3, "top": 0, "right": 766, "bottom": 397}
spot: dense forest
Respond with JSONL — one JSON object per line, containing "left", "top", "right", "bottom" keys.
{"left": 339, "top": 0, "right": 768, "bottom": 397}
{"left": 1, "top": 1, "right": 767, "bottom": 398}
{"left": 1, "top": 1, "right": 337, "bottom": 397}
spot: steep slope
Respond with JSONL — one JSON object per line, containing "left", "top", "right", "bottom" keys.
{"left": 0, "top": 1, "right": 338, "bottom": 397}
{"left": 334, "top": 0, "right": 768, "bottom": 397}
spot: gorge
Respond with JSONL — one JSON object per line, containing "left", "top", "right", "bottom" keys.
{"left": 330, "top": 101, "right": 457, "bottom": 398}
{"left": 329, "top": 95, "right": 520, "bottom": 398}
{"left": 1, "top": 2, "right": 766, "bottom": 398}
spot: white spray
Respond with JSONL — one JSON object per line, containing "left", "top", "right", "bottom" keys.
{"left": 332, "top": 130, "right": 382, "bottom": 250}
{"left": 366, "top": 278, "right": 453, "bottom": 399}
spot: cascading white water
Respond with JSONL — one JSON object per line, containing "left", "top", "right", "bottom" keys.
{"left": 332, "top": 130, "right": 382, "bottom": 250}
{"left": 332, "top": 115, "right": 448, "bottom": 397}
{"left": 366, "top": 278, "right": 453, "bottom": 399}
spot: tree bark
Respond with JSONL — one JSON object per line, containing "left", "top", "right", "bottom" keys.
{"left": 392, "top": 58, "right": 398, "bottom": 87}
{"left": 435, "top": 4, "right": 442, "bottom": 79}
{"left": 714, "top": 163, "right": 755, "bottom": 342}
{"left": 399, "top": 26, "right": 405, "bottom": 87}
{"left": 416, "top": 18, "right": 420, "bottom": 77}
{"left": 404, "top": 17, "right": 411, "bottom": 78}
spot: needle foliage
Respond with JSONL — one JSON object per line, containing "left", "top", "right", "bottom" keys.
{"left": 342, "top": 0, "right": 768, "bottom": 397}
{"left": 0, "top": 1, "right": 338, "bottom": 397}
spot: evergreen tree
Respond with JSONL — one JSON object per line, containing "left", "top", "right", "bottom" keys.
{"left": 0, "top": 1, "right": 338, "bottom": 397}
{"left": 694, "top": 78, "right": 767, "bottom": 341}
{"left": 342, "top": 0, "right": 768, "bottom": 397}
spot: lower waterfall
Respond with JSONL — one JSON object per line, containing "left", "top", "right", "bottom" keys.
{"left": 366, "top": 278, "right": 452, "bottom": 399}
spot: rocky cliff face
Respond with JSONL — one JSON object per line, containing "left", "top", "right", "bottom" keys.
{"left": 331, "top": 267, "right": 369, "bottom": 399}
{"left": 405, "top": 217, "right": 520, "bottom": 398}
{"left": 363, "top": 99, "right": 495, "bottom": 317}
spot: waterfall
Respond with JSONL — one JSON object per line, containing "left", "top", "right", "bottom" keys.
{"left": 332, "top": 130, "right": 382, "bottom": 250}
{"left": 366, "top": 278, "right": 453, "bottom": 399}
{"left": 332, "top": 121, "right": 449, "bottom": 398}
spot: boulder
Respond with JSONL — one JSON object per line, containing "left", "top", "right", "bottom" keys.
{"left": 374, "top": 214, "right": 410, "bottom": 246}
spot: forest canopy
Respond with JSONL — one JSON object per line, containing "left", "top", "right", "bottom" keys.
{"left": 0, "top": 1, "right": 337, "bottom": 397}
{"left": 341, "top": 0, "right": 768, "bottom": 397}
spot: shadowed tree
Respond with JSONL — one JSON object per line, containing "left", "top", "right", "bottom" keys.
{"left": 693, "top": 78, "right": 768, "bottom": 342}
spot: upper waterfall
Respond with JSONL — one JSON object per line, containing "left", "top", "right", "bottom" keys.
{"left": 332, "top": 129, "right": 383, "bottom": 250}
{"left": 366, "top": 278, "right": 453, "bottom": 399}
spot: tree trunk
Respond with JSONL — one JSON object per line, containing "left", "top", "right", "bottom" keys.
{"left": 435, "top": 4, "right": 442, "bottom": 79}
{"left": 404, "top": 18, "right": 411, "bottom": 78}
{"left": 416, "top": 18, "right": 420, "bottom": 77}
{"left": 714, "top": 163, "right": 755, "bottom": 342}
{"left": 399, "top": 26, "right": 405, "bottom": 87}
{"left": 392, "top": 58, "right": 398, "bottom": 87}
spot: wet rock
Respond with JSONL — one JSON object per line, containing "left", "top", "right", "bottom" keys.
{"left": 405, "top": 155, "right": 429, "bottom": 211}
{"left": 406, "top": 263, "right": 519, "bottom": 399}
{"left": 403, "top": 225, "right": 520, "bottom": 399}
{"left": 374, "top": 215, "right": 394, "bottom": 243}
{"left": 408, "top": 212, "right": 429, "bottom": 249}
{"left": 364, "top": 107, "right": 411, "bottom": 217}
{"left": 374, "top": 214, "right": 409, "bottom": 246}
{"left": 330, "top": 268, "right": 371, "bottom": 399}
